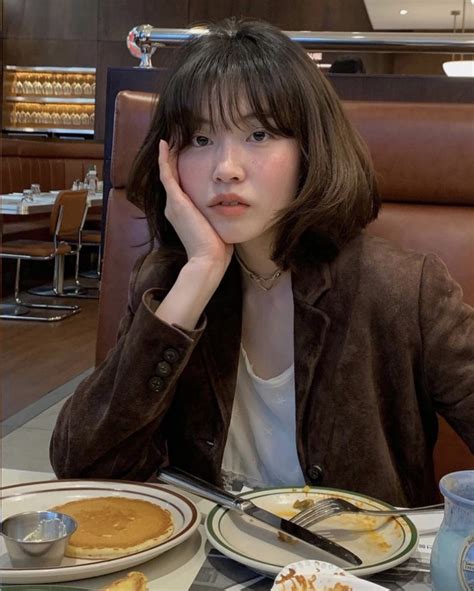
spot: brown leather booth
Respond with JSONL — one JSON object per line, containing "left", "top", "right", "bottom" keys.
{"left": 1, "top": 138, "right": 104, "bottom": 194}
{"left": 97, "top": 90, "right": 473, "bottom": 486}
{"left": 1, "top": 138, "right": 104, "bottom": 242}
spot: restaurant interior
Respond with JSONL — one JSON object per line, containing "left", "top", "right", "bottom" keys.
{"left": 0, "top": 1, "right": 473, "bottom": 589}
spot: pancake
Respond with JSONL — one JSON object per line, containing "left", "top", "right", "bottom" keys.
{"left": 53, "top": 496, "right": 174, "bottom": 559}
{"left": 101, "top": 571, "right": 148, "bottom": 591}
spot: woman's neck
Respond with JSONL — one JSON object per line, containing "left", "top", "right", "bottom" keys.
{"left": 235, "top": 235, "right": 279, "bottom": 278}
{"left": 235, "top": 234, "right": 287, "bottom": 294}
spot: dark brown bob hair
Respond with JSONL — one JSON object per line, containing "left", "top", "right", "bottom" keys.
{"left": 128, "top": 18, "right": 380, "bottom": 269}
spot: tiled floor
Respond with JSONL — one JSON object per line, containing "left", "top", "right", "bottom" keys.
{"left": 1, "top": 368, "right": 93, "bottom": 473}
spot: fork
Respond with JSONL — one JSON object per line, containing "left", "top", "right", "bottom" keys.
{"left": 291, "top": 497, "right": 444, "bottom": 528}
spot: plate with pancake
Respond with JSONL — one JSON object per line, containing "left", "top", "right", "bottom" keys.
{"left": 205, "top": 486, "right": 418, "bottom": 577}
{"left": 0, "top": 479, "right": 200, "bottom": 584}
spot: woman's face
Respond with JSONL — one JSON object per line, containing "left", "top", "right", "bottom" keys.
{"left": 177, "top": 105, "right": 301, "bottom": 246}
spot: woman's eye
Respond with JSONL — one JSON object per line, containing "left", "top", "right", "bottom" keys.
{"left": 191, "top": 135, "right": 211, "bottom": 147}
{"left": 249, "top": 130, "right": 271, "bottom": 142}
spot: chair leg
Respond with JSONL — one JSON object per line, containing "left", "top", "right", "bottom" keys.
{"left": 79, "top": 243, "right": 102, "bottom": 280}
{"left": 54, "top": 253, "right": 65, "bottom": 294}
{"left": 23, "top": 255, "right": 80, "bottom": 311}
{"left": 56, "top": 246, "right": 99, "bottom": 300}
{"left": 1, "top": 258, "right": 80, "bottom": 321}
{"left": 96, "top": 243, "right": 102, "bottom": 278}
{"left": 74, "top": 247, "right": 81, "bottom": 287}
{"left": 0, "top": 259, "right": 32, "bottom": 318}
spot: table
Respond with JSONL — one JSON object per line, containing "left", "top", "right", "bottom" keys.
{"left": 1, "top": 469, "right": 437, "bottom": 590}
{"left": 1, "top": 192, "right": 102, "bottom": 315}
{"left": 0, "top": 192, "right": 103, "bottom": 215}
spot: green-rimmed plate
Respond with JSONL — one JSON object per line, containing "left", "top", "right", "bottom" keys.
{"left": 0, "top": 479, "right": 200, "bottom": 585}
{"left": 0, "top": 587, "right": 85, "bottom": 590}
{"left": 205, "top": 486, "right": 418, "bottom": 577}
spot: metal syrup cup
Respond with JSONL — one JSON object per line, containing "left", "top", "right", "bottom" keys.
{"left": 0, "top": 510, "right": 77, "bottom": 568}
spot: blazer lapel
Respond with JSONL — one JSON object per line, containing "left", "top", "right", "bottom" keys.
{"left": 292, "top": 262, "right": 332, "bottom": 466}
{"left": 200, "top": 261, "right": 242, "bottom": 427}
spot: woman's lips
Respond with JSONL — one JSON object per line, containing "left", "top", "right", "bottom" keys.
{"left": 209, "top": 194, "right": 250, "bottom": 216}
{"left": 210, "top": 203, "right": 250, "bottom": 217}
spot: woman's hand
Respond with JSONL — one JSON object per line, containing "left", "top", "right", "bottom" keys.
{"left": 159, "top": 140, "right": 233, "bottom": 276}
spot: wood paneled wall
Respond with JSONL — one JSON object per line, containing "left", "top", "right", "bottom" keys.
{"left": 0, "top": 0, "right": 450, "bottom": 141}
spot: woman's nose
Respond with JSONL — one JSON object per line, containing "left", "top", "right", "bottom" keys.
{"left": 212, "top": 144, "right": 245, "bottom": 183}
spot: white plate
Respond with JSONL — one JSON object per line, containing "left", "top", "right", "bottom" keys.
{"left": 0, "top": 479, "right": 200, "bottom": 584}
{"left": 205, "top": 486, "right": 418, "bottom": 577}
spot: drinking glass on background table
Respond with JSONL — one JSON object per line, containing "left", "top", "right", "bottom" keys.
{"left": 22, "top": 189, "right": 33, "bottom": 202}
{"left": 20, "top": 189, "right": 33, "bottom": 213}
{"left": 30, "top": 183, "right": 41, "bottom": 198}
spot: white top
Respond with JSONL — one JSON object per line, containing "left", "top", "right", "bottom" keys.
{"left": 221, "top": 345, "right": 306, "bottom": 491}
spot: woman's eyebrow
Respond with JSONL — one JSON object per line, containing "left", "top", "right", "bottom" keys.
{"left": 195, "top": 113, "right": 272, "bottom": 126}
{"left": 237, "top": 113, "right": 273, "bottom": 124}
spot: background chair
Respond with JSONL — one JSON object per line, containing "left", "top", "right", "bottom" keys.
{"left": 79, "top": 229, "right": 102, "bottom": 280}
{"left": 0, "top": 189, "right": 89, "bottom": 321}
{"left": 96, "top": 91, "right": 473, "bottom": 491}
{"left": 80, "top": 229, "right": 102, "bottom": 278}
{"left": 53, "top": 228, "right": 102, "bottom": 299}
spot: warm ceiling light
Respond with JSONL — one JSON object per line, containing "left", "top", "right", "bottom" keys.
{"left": 443, "top": 1, "right": 474, "bottom": 78}
{"left": 399, "top": 9, "right": 408, "bottom": 15}
{"left": 443, "top": 61, "right": 474, "bottom": 77}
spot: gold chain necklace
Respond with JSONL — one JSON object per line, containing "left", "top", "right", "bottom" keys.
{"left": 234, "top": 251, "right": 283, "bottom": 291}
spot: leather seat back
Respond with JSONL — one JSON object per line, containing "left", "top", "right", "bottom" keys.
{"left": 98, "top": 91, "right": 474, "bottom": 483}
{"left": 0, "top": 138, "right": 104, "bottom": 194}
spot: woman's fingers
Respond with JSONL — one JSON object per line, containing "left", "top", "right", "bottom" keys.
{"left": 159, "top": 140, "right": 189, "bottom": 222}
{"left": 158, "top": 139, "right": 232, "bottom": 269}
{"left": 158, "top": 139, "right": 181, "bottom": 195}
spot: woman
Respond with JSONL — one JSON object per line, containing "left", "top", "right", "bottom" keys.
{"left": 51, "top": 18, "right": 473, "bottom": 506}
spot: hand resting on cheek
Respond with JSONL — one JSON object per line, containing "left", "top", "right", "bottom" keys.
{"left": 159, "top": 139, "right": 234, "bottom": 274}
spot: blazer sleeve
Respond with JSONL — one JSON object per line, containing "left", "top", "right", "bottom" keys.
{"left": 50, "top": 255, "right": 206, "bottom": 480}
{"left": 420, "top": 253, "right": 474, "bottom": 451}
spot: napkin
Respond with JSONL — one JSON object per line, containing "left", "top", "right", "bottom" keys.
{"left": 271, "top": 560, "right": 389, "bottom": 591}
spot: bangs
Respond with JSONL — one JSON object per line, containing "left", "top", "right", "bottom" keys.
{"left": 129, "top": 18, "right": 379, "bottom": 268}
{"left": 164, "top": 39, "right": 303, "bottom": 149}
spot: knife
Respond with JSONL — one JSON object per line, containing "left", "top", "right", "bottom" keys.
{"left": 158, "top": 467, "right": 362, "bottom": 567}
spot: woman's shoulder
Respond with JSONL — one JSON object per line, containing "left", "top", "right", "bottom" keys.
{"left": 339, "top": 233, "right": 448, "bottom": 298}
{"left": 358, "top": 233, "right": 428, "bottom": 272}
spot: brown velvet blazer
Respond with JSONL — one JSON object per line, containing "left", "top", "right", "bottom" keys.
{"left": 50, "top": 234, "right": 474, "bottom": 507}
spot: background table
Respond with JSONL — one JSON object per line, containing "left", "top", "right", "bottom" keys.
{"left": 0, "top": 192, "right": 103, "bottom": 215}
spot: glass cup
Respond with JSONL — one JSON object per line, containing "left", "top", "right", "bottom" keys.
{"left": 53, "top": 80, "right": 62, "bottom": 96}
{"left": 43, "top": 81, "right": 53, "bottom": 96}
{"left": 73, "top": 81, "right": 83, "bottom": 96}
{"left": 430, "top": 470, "right": 474, "bottom": 591}
{"left": 22, "top": 189, "right": 34, "bottom": 202}
{"left": 62, "top": 81, "right": 72, "bottom": 96}
{"left": 33, "top": 80, "right": 43, "bottom": 95}
{"left": 30, "top": 184, "right": 41, "bottom": 198}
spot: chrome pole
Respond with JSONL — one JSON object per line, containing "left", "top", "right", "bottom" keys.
{"left": 127, "top": 25, "right": 474, "bottom": 68}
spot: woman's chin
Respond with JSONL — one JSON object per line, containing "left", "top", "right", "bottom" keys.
{"left": 213, "top": 229, "right": 258, "bottom": 245}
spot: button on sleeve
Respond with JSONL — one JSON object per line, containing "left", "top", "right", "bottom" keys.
{"left": 148, "top": 376, "right": 165, "bottom": 393}
{"left": 156, "top": 361, "right": 172, "bottom": 377}
{"left": 163, "top": 348, "right": 179, "bottom": 364}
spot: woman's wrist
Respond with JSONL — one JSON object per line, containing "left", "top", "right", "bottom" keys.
{"left": 154, "top": 257, "right": 226, "bottom": 329}
{"left": 185, "top": 255, "right": 228, "bottom": 284}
